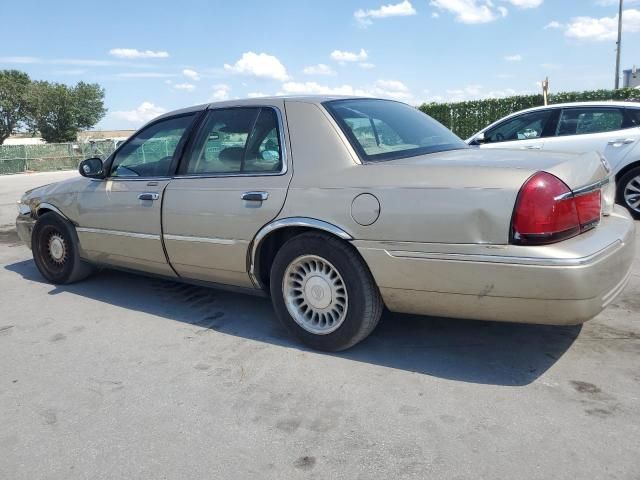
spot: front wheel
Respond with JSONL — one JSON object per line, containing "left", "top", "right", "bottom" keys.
{"left": 618, "top": 167, "right": 640, "bottom": 219}
{"left": 32, "top": 212, "right": 94, "bottom": 284}
{"left": 270, "top": 232, "right": 383, "bottom": 351}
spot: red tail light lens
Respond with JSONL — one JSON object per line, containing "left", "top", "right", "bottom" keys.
{"left": 511, "top": 172, "right": 601, "bottom": 245}
{"left": 574, "top": 190, "right": 601, "bottom": 230}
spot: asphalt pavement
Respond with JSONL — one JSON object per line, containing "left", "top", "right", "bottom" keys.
{"left": 1, "top": 171, "right": 639, "bottom": 479}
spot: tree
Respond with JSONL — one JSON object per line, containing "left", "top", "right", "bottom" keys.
{"left": 27, "top": 81, "right": 107, "bottom": 143}
{"left": 0, "top": 70, "right": 31, "bottom": 144}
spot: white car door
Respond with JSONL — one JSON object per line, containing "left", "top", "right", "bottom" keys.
{"left": 541, "top": 107, "right": 638, "bottom": 171}
{"left": 478, "top": 108, "right": 554, "bottom": 151}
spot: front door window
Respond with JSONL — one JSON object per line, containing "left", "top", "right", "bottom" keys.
{"left": 110, "top": 114, "right": 195, "bottom": 177}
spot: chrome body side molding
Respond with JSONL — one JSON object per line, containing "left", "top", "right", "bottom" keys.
{"left": 248, "top": 217, "right": 353, "bottom": 288}
{"left": 76, "top": 227, "right": 161, "bottom": 241}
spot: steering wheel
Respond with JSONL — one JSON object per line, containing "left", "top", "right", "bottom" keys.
{"left": 495, "top": 132, "right": 505, "bottom": 142}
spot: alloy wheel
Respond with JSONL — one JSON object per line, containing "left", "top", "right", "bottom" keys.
{"left": 282, "top": 255, "right": 348, "bottom": 335}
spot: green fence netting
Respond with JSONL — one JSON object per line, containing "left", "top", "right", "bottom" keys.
{"left": 0, "top": 140, "right": 118, "bottom": 175}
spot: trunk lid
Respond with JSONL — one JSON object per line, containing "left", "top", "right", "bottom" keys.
{"left": 387, "top": 147, "right": 609, "bottom": 190}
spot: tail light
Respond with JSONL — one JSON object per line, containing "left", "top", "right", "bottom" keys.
{"left": 511, "top": 171, "right": 602, "bottom": 245}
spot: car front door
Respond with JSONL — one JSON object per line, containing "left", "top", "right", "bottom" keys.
{"left": 480, "top": 108, "right": 556, "bottom": 151}
{"left": 541, "top": 107, "right": 637, "bottom": 171}
{"left": 162, "top": 102, "right": 291, "bottom": 288}
{"left": 75, "top": 113, "right": 198, "bottom": 276}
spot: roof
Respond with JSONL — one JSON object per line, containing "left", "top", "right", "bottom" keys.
{"left": 512, "top": 100, "right": 640, "bottom": 113}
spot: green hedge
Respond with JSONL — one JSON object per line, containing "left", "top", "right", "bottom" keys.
{"left": 419, "top": 88, "right": 640, "bottom": 140}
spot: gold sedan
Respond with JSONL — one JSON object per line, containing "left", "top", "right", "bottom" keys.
{"left": 16, "top": 97, "right": 636, "bottom": 351}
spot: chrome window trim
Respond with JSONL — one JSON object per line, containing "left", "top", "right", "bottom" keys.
{"left": 76, "top": 227, "right": 160, "bottom": 241}
{"left": 554, "top": 177, "right": 610, "bottom": 201}
{"left": 248, "top": 217, "right": 353, "bottom": 288}
{"left": 173, "top": 105, "right": 289, "bottom": 179}
{"left": 163, "top": 234, "right": 245, "bottom": 245}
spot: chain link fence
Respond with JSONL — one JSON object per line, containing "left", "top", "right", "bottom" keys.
{"left": 0, "top": 141, "right": 119, "bottom": 175}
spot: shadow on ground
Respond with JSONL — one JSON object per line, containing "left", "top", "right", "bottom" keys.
{"left": 6, "top": 259, "right": 582, "bottom": 386}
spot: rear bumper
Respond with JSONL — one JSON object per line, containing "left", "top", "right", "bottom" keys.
{"left": 356, "top": 207, "right": 636, "bottom": 325}
{"left": 16, "top": 213, "right": 35, "bottom": 250}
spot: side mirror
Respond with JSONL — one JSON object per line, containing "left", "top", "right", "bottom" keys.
{"left": 475, "top": 132, "right": 487, "bottom": 144}
{"left": 79, "top": 157, "right": 105, "bottom": 179}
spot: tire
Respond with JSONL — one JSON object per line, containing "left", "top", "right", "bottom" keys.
{"left": 31, "top": 212, "right": 94, "bottom": 284}
{"left": 617, "top": 166, "right": 640, "bottom": 220}
{"left": 269, "top": 232, "right": 383, "bottom": 351}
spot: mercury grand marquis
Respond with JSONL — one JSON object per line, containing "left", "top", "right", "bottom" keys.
{"left": 16, "top": 97, "right": 636, "bottom": 351}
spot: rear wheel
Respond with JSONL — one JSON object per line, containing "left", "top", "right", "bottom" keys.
{"left": 32, "top": 212, "right": 94, "bottom": 284}
{"left": 270, "top": 232, "right": 383, "bottom": 351}
{"left": 618, "top": 167, "right": 640, "bottom": 219}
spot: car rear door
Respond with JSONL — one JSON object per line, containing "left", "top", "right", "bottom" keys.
{"left": 162, "top": 101, "right": 291, "bottom": 288}
{"left": 541, "top": 106, "right": 637, "bottom": 171}
{"left": 75, "top": 113, "right": 198, "bottom": 276}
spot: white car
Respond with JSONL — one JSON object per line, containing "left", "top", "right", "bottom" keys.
{"left": 467, "top": 101, "right": 640, "bottom": 218}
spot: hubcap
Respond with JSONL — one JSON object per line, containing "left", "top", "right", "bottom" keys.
{"left": 624, "top": 175, "right": 640, "bottom": 213}
{"left": 283, "top": 255, "right": 348, "bottom": 335}
{"left": 48, "top": 233, "right": 67, "bottom": 264}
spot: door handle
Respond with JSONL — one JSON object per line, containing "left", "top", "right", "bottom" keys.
{"left": 241, "top": 191, "right": 269, "bottom": 202}
{"left": 138, "top": 192, "right": 159, "bottom": 201}
{"left": 608, "top": 138, "right": 635, "bottom": 145}
{"left": 524, "top": 145, "right": 542, "bottom": 150}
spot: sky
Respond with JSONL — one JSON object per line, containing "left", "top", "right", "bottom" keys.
{"left": 1, "top": 0, "right": 639, "bottom": 130}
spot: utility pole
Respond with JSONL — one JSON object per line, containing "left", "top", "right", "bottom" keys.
{"left": 542, "top": 77, "right": 549, "bottom": 106}
{"left": 615, "top": 0, "right": 624, "bottom": 89}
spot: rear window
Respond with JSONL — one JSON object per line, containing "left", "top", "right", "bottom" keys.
{"left": 323, "top": 99, "right": 466, "bottom": 162}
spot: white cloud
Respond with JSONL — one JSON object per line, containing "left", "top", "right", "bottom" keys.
{"left": 430, "top": 0, "right": 508, "bottom": 24}
{"left": 111, "top": 102, "right": 166, "bottom": 125}
{"left": 247, "top": 92, "right": 268, "bottom": 98}
{"left": 544, "top": 20, "right": 562, "bottom": 29}
{"left": 359, "top": 62, "right": 376, "bottom": 69}
{"left": 565, "top": 9, "right": 640, "bottom": 41}
{"left": 210, "top": 84, "right": 231, "bottom": 101}
{"left": 432, "top": 11, "right": 440, "bottom": 18}
{"left": 504, "top": 0, "right": 542, "bottom": 8}
{"left": 354, "top": 1, "right": 417, "bottom": 26}
{"left": 109, "top": 48, "right": 169, "bottom": 59}
{"left": 279, "top": 81, "right": 369, "bottom": 96}
{"left": 174, "top": 83, "right": 196, "bottom": 91}
{"left": 372, "top": 79, "right": 412, "bottom": 100}
{"left": 223, "top": 52, "right": 289, "bottom": 81}
{"left": 279, "top": 79, "right": 414, "bottom": 102}
{"left": 504, "top": 54, "right": 522, "bottom": 61}
{"left": 183, "top": 68, "right": 200, "bottom": 81}
{"left": 303, "top": 63, "right": 336, "bottom": 75}
{"left": 330, "top": 48, "right": 368, "bottom": 62}
{"left": 438, "top": 85, "right": 524, "bottom": 102}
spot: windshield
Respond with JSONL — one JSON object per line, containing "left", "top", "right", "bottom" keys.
{"left": 323, "top": 99, "right": 466, "bottom": 162}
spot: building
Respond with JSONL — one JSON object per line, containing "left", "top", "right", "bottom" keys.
{"left": 623, "top": 66, "right": 640, "bottom": 88}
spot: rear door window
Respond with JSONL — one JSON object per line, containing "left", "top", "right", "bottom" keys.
{"left": 626, "top": 108, "right": 640, "bottom": 127}
{"left": 181, "top": 107, "right": 283, "bottom": 175}
{"left": 555, "top": 108, "right": 625, "bottom": 136}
